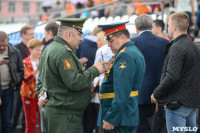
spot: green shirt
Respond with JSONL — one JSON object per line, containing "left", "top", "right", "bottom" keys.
{"left": 36, "top": 36, "right": 99, "bottom": 114}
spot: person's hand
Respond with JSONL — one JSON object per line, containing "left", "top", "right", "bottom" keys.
{"left": 0, "top": 98, "right": 1, "bottom": 105}
{"left": 79, "top": 57, "right": 88, "bottom": 64}
{"left": 38, "top": 91, "right": 48, "bottom": 107}
{"left": 0, "top": 57, "right": 9, "bottom": 65}
{"left": 151, "top": 94, "right": 158, "bottom": 104}
{"left": 103, "top": 120, "right": 115, "bottom": 130}
{"left": 192, "top": 15, "right": 196, "bottom": 25}
{"left": 93, "top": 62, "right": 108, "bottom": 74}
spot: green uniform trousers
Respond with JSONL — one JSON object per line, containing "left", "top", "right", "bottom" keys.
{"left": 42, "top": 109, "right": 82, "bottom": 133}
{"left": 102, "top": 126, "right": 135, "bottom": 133}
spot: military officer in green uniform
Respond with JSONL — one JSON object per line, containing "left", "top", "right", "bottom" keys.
{"left": 36, "top": 18, "right": 107, "bottom": 133}
{"left": 97, "top": 21, "right": 146, "bottom": 133}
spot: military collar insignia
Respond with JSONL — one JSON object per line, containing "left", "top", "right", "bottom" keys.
{"left": 64, "top": 45, "right": 72, "bottom": 52}
{"left": 119, "top": 47, "right": 127, "bottom": 55}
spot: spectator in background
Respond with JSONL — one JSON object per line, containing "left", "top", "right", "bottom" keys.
{"left": 151, "top": 12, "right": 200, "bottom": 133}
{"left": 76, "top": 26, "right": 102, "bottom": 133}
{"left": 174, "top": 0, "right": 196, "bottom": 33}
{"left": 131, "top": 14, "right": 169, "bottom": 133}
{"left": 12, "top": 25, "right": 34, "bottom": 133}
{"left": 42, "top": 22, "right": 59, "bottom": 53}
{"left": 152, "top": 19, "right": 170, "bottom": 41}
{"left": 151, "top": 4, "right": 161, "bottom": 16}
{"left": 132, "top": 1, "right": 152, "bottom": 15}
{"left": 75, "top": 2, "right": 84, "bottom": 18}
{"left": 0, "top": 31, "right": 24, "bottom": 133}
{"left": 50, "top": 0, "right": 63, "bottom": 19}
{"left": 20, "top": 39, "right": 43, "bottom": 133}
{"left": 81, "top": 0, "right": 99, "bottom": 18}
{"left": 195, "top": 0, "right": 200, "bottom": 37}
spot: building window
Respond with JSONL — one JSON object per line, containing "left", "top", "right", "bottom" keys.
{"left": 37, "top": 3, "right": 42, "bottom": 13}
{"left": 8, "top": 2, "right": 16, "bottom": 12}
{"left": 23, "top": 2, "right": 29, "bottom": 13}
{"left": 0, "top": 2, "right": 1, "bottom": 12}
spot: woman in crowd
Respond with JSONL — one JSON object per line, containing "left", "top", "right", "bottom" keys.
{"left": 20, "top": 38, "right": 43, "bottom": 133}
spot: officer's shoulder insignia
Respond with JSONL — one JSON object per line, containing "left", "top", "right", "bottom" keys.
{"left": 64, "top": 45, "right": 72, "bottom": 52}
{"left": 119, "top": 47, "right": 127, "bottom": 55}
{"left": 119, "top": 61, "right": 127, "bottom": 70}
{"left": 63, "top": 59, "right": 74, "bottom": 70}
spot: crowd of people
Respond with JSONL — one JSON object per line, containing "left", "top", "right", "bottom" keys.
{"left": 0, "top": 1, "right": 200, "bottom": 133}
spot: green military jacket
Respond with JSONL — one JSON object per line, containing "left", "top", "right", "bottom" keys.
{"left": 36, "top": 36, "right": 99, "bottom": 114}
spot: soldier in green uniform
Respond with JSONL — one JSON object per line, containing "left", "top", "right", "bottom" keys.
{"left": 36, "top": 18, "right": 107, "bottom": 133}
{"left": 97, "top": 21, "right": 146, "bottom": 133}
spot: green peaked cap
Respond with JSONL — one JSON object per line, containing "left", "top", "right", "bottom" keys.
{"left": 57, "top": 18, "right": 87, "bottom": 34}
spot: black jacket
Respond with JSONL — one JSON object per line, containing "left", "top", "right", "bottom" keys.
{"left": 42, "top": 38, "right": 54, "bottom": 54}
{"left": 15, "top": 42, "right": 29, "bottom": 59}
{"left": 8, "top": 45, "right": 24, "bottom": 91}
{"left": 153, "top": 34, "right": 200, "bottom": 108}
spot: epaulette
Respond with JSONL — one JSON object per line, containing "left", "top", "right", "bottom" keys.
{"left": 119, "top": 47, "right": 127, "bottom": 55}
{"left": 64, "top": 45, "right": 72, "bottom": 52}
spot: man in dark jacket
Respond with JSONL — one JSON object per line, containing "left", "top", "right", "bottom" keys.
{"left": 151, "top": 12, "right": 200, "bottom": 133}
{"left": 131, "top": 14, "right": 169, "bottom": 133}
{"left": 12, "top": 25, "right": 34, "bottom": 133}
{"left": 42, "top": 22, "right": 59, "bottom": 53}
{"left": 0, "top": 31, "right": 24, "bottom": 133}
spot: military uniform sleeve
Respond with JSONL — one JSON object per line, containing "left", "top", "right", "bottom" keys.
{"left": 36, "top": 74, "right": 43, "bottom": 95}
{"left": 57, "top": 52, "right": 99, "bottom": 91}
{"left": 36, "top": 56, "right": 45, "bottom": 95}
{"left": 103, "top": 53, "right": 136, "bottom": 126}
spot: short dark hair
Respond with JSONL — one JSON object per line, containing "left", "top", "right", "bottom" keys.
{"left": 45, "top": 22, "right": 59, "bottom": 36}
{"left": 153, "top": 19, "right": 165, "bottom": 32}
{"left": 113, "top": 29, "right": 130, "bottom": 39}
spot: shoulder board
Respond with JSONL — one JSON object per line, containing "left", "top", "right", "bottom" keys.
{"left": 119, "top": 47, "right": 127, "bottom": 55}
{"left": 64, "top": 45, "right": 72, "bottom": 52}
